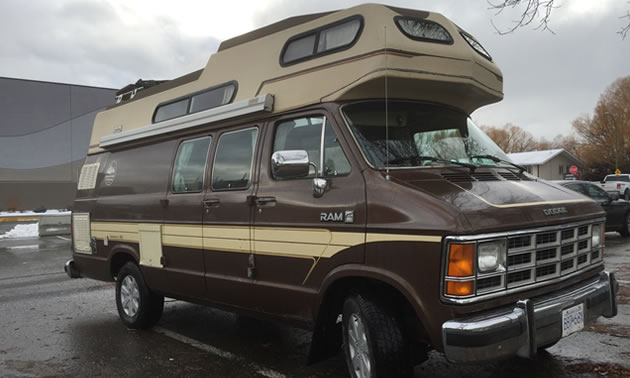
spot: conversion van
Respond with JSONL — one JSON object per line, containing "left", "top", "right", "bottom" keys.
{"left": 65, "top": 4, "right": 618, "bottom": 377}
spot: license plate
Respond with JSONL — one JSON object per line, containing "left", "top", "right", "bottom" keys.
{"left": 562, "top": 303, "right": 584, "bottom": 337}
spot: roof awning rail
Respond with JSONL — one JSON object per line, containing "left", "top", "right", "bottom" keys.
{"left": 100, "top": 94, "right": 274, "bottom": 149}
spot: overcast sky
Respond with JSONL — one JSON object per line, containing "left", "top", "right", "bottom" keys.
{"left": 1, "top": 0, "right": 629, "bottom": 140}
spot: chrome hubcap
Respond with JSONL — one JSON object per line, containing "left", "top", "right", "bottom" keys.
{"left": 348, "top": 313, "right": 371, "bottom": 378}
{"left": 120, "top": 275, "right": 140, "bottom": 317}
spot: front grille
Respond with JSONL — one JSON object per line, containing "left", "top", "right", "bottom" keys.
{"left": 536, "top": 232, "right": 557, "bottom": 245}
{"left": 508, "top": 235, "right": 531, "bottom": 250}
{"left": 504, "top": 223, "right": 602, "bottom": 288}
{"left": 444, "top": 220, "right": 605, "bottom": 301}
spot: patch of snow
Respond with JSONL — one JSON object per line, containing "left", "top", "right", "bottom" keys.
{"left": 0, "top": 223, "right": 40, "bottom": 239}
{"left": 0, "top": 210, "right": 70, "bottom": 217}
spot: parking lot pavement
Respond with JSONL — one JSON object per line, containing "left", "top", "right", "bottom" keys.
{"left": 1, "top": 229, "right": 629, "bottom": 377}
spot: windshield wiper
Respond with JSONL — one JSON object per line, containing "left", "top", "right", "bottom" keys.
{"left": 387, "top": 155, "right": 477, "bottom": 171}
{"left": 470, "top": 154, "right": 526, "bottom": 173}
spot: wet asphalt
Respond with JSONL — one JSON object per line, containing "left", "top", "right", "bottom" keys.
{"left": 1, "top": 221, "right": 629, "bottom": 377}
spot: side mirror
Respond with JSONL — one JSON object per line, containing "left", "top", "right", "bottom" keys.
{"left": 610, "top": 192, "right": 620, "bottom": 201}
{"left": 271, "top": 150, "right": 310, "bottom": 179}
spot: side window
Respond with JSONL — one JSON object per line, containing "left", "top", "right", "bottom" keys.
{"left": 281, "top": 16, "right": 363, "bottom": 65}
{"left": 212, "top": 128, "right": 258, "bottom": 190}
{"left": 172, "top": 137, "right": 211, "bottom": 193}
{"left": 272, "top": 116, "right": 350, "bottom": 179}
{"left": 155, "top": 98, "right": 189, "bottom": 123}
{"left": 586, "top": 184, "right": 609, "bottom": 201}
{"left": 190, "top": 84, "right": 236, "bottom": 114}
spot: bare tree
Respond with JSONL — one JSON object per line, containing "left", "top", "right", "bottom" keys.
{"left": 489, "top": 0, "right": 630, "bottom": 39}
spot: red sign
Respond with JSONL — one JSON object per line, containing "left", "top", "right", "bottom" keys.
{"left": 569, "top": 165, "right": 578, "bottom": 175}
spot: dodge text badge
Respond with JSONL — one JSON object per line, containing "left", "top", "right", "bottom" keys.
{"left": 543, "top": 207, "right": 568, "bottom": 216}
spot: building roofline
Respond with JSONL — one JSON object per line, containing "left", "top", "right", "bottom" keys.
{"left": 0, "top": 76, "right": 117, "bottom": 91}
{"left": 508, "top": 148, "right": 584, "bottom": 166}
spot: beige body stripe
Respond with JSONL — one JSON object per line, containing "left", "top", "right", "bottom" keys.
{"left": 90, "top": 222, "right": 441, "bottom": 259}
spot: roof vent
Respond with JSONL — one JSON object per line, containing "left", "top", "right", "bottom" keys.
{"left": 115, "top": 79, "right": 167, "bottom": 104}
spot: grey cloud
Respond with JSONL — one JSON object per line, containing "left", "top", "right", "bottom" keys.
{"left": 0, "top": 0, "right": 220, "bottom": 89}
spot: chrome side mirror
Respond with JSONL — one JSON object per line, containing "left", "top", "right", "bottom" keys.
{"left": 271, "top": 150, "right": 310, "bottom": 179}
{"left": 313, "top": 178, "right": 327, "bottom": 198}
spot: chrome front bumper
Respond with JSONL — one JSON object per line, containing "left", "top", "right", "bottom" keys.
{"left": 442, "top": 271, "right": 618, "bottom": 363}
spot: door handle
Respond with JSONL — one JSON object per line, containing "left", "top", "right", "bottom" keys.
{"left": 203, "top": 198, "right": 220, "bottom": 208}
{"left": 255, "top": 196, "right": 276, "bottom": 206}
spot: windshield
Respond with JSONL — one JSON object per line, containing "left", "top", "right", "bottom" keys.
{"left": 342, "top": 101, "right": 511, "bottom": 169}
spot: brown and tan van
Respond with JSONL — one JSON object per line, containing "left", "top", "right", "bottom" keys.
{"left": 65, "top": 4, "right": 618, "bottom": 377}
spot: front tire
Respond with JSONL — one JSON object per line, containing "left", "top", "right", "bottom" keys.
{"left": 342, "top": 292, "right": 412, "bottom": 378}
{"left": 115, "top": 262, "right": 164, "bottom": 329}
{"left": 620, "top": 212, "right": 630, "bottom": 237}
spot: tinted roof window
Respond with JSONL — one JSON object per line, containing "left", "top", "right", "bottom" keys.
{"left": 154, "top": 99, "right": 189, "bottom": 122}
{"left": 317, "top": 19, "right": 361, "bottom": 52}
{"left": 190, "top": 84, "right": 236, "bottom": 114}
{"left": 281, "top": 16, "right": 363, "bottom": 65}
{"left": 284, "top": 34, "right": 317, "bottom": 64}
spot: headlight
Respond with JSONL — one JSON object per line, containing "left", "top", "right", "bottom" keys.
{"left": 477, "top": 240, "right": 506, "bottom": 273}
{"left": 592, "top": 224, "right": 602, "bottom": 247}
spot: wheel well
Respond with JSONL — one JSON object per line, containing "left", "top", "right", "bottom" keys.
{"left": 110, "top": 252, "right": 137, "bottom": 280}
{"left": 308, "top": 277, "right": 428, "bottom": 364}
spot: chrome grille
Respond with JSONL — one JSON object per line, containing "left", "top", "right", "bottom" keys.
{"left": 503, "top": 223, "right": 602, "bottom": 289}
{"left": 443, "top": 219, "right": 605, "bottom": 302}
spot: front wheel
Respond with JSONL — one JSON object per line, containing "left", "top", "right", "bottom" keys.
{"left": 620, "top": 212, "right": 630, "bottom": 237}
{"left": 342, "top": 293, "right": 412, "bottom": 378}
{"left": 115, "top": 262, "right": 164, "bottom": 329}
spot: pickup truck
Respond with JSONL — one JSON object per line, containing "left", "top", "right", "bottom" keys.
{"left": 600, "top": 174, "right": 630, "bottom": 200}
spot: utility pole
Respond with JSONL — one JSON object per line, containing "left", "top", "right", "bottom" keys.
{"left": 605, "top": 112, "right": 620, "bottom": 172}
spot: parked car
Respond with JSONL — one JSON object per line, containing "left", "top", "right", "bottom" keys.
{"left": 557, "top": 180, "right": 630, "bottom": 236}
{"left": 599, "top": 174, "right": 630, "bottom": 201}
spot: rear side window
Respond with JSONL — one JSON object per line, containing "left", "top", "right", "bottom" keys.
{"left": 281, "top": 16, "right": 363, "bottom": 66}
{"left": 606, "top": 175, "right": 630, "bottom": 182}
{"left": 212, "top": 128, "right": 258, "bottom": 190}
{"left": 172, "top": 137, "right": 211, "bottom": 193}
{"left": 273, "top": 116, "right": 351, "bottom": 179}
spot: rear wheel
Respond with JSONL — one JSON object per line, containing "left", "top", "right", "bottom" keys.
{"left": 620, "top": 212, "right": 630, "bottom": 237}
{"left": 115, "top": 262, "right": 164, "bottom": 329}
{"left": 342, "top": 292, "right": 412, "bottom": 378}
{"left": 624, "top": 189, "right": 630, "bottom": 201}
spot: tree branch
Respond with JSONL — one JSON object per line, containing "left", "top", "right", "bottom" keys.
{"left": 488, "top": 0, "right": 557, "bottom": 35}
{"left": 620, "top": 4, "right": 630, "bottom": 39}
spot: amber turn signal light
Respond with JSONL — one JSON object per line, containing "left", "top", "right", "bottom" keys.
{"left": 447, "top": 243, "right": 474, "bottom": 277}
{"left": 446, "top": 280, "right": 474, "bottom": 296}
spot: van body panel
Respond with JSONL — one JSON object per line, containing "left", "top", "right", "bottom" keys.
{"left": 67, "top": 4, "right": 618, "bottom": 369}
{"left": 248, "top": 109, "right": 367, "bottom": 320}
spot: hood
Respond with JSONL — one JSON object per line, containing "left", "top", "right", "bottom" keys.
{"left": 388, "top": 168, "right": 605, "bottom": 233}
